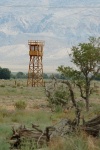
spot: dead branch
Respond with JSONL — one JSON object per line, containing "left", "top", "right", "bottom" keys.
{"left": 9, "top": 115, "right": 100, "bottom": 149}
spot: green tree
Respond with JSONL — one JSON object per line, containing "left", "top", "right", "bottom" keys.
{"left": 16, "top": 72, "right": 26, "bottom": 78}
{"left": 57, "top": 37, "right": 100, "bottom": 111}
{"left": 0, "top": 67, "right": 11, "bottom": 79}
{"left": 43, "top": 73, "right": 48, "bottom": 79}
{"left": 10, "top": 73, "right": 16, "bottom": 79}
{"left": 0, "top": 67, "right": 2, "bottom": 78}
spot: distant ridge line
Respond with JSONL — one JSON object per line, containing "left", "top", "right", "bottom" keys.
{"left": 0, "top": 5, "right": 100, "bottom": 9}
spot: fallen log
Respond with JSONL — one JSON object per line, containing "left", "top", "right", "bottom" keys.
{"left": 81, "top": 115, "right": 100, "bottom": 137}
{"left": 9, "top": 115, "right": 100, "bottom": 149}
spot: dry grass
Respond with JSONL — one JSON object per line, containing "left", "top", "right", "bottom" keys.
{"left": 0, "top": 79, "right": 100, "bottom": 150}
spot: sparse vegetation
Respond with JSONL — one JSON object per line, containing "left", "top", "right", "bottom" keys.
{"left": 0, "top": 78, "right": 99, "bottom": 150}
{"left": 14, "top": 100, "right": 27, "bottom": 110}
{"left": 45, "top": 81, "right": 70, "bottom": 111}
{"left": 0, "top": 36, "right": 100, "bottom": 149}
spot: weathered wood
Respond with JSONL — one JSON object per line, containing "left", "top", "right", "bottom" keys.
{"left": 9, "top": 115, "right": 100, "bottom": 149}
{"left": 27, "top": 40, "right": 45, "bottom": 87}
{"left": 81, "top": 115, "right": 100, "bottom": 136}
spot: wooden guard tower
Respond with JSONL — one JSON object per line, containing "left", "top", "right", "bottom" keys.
{"left": 27, "top": 40, "right": 45, "bottom": 87}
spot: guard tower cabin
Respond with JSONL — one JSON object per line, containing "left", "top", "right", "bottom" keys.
{"left": 27, "top": 40, "right": 45, "bottom": 87}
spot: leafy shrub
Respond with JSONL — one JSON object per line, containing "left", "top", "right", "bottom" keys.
{"left": 0, "top": 84, "right": 5, "bottom": 87}
{"left": 77, "top": 101, "right": 85, "bottom": 108}
{"left": 45, "top": 82, "right": 70, "bottom": 111}
{"left": 14, "top": 100, "right": 27, "bottom": 110}
{"left": 54, "top": 105, "right": 63, "bottom": 113}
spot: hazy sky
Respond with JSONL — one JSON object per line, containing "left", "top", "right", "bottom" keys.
{"left": 0, "top": 0, "right": 100, "bottom": 73}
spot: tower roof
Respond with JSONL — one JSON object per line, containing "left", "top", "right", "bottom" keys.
{"left": 28, "top": 40, "right": 45, "bottom": 46}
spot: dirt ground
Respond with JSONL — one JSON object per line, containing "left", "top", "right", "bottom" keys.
{"left": 0, "top": 95, "right": 50, "bottom": 112}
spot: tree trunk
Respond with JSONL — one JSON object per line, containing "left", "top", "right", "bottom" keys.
{"left": 62, "top": 81, "right": 77, "bottom": 108}
{"left": 85, "top": 79, "right": 90, "bottom": 112}
{"left": 85, "top": 98, "right": 89, "bottom": 112}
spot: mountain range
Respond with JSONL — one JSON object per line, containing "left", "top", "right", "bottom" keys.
{"left": 0, "top": 0, "right": 100, "bottom": 72}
